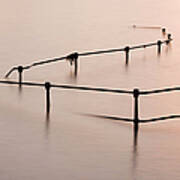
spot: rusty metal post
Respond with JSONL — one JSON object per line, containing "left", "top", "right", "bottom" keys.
{"left": 45, "top": 82, "right": 51, "bottom": 115}
{"left": 157, "top": 40, "right": 162, "bottom": 54}
{"left": 74, "top": 54, "right": 78, "bottom": 76}
{"left": 133, "top": 88, "right": 139, "bottom": 146}
{"left": 17, "top": 66, "right": 23, "bottom": 87}
{"left": 124, "top": 46, "right": 130, "bottom": 64}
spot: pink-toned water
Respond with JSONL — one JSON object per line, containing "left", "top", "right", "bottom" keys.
{"left": 0, "top": 0, "right": 180, "bottom": 179}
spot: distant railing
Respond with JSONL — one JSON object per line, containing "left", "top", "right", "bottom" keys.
{"left": 4, "top": 34, "right": 172, "bottom": 80}
{"left": 0, "top": 80, "right": 179, "bottom": 145}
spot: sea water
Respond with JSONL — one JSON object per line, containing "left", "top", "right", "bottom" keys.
{"left": 0, "top": 0, "right": 180, "bottom": 179}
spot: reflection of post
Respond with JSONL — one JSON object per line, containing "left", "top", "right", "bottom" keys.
{"left": 73, "top": 52, "right": 79, "bottom": 76}
{"left": 124, "top": 46, "right": 130, "bottom": 65}
{"left": 157, "top": 40, "right": 162, "bottom": 54}
{"left": 17, "top": 66, "right": 23, "bottom": 87}
{"left": 133, "top": 88, "right": 139, "bottom": 146}
{"left": 45, "top": 82, "right": 51, "bottom": 115}
{"left": 74, "top": 58, "right": 78, "bottom": 76}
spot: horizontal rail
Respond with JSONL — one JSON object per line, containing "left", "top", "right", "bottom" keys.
{"left": 140, "top": 87, "right": 180, "bottom": 95}
{"left": 0, "top": 80, "right": 180, "bottom": 95}
{"left": 132, "top": 25, "right": 162, "bottom": 29}
{"left": 51, "top": 84, "right": 132, "bottom": 94}
{"left": 0, "top": 80, "right": 133, "bottom": 94}
{"left": 140, "top": 115, "right": 180, "bottom": 123}
{"left": 0, "top": 80, "right": 44, "bottom": 87}
{"left": 23, "top": 56, "right": 67, "bottom": 70}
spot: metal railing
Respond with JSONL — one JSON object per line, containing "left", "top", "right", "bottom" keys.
{"left": 4, "top": 35, "right": 172, "bottom": 79}
{"left": 1, "top": 29, "right": 175, "bottom": 145}
{"left": 0, "top": 80, "right": 179, "bottom": 145}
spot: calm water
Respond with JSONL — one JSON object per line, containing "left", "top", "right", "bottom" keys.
{"left": 0, "top": 0, "right": 180, "bottom": 179}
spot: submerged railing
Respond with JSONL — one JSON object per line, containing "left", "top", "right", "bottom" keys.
{"left": 1, "top": 28, "right": 176, "bottom": 145}
{"left": 0, "top": 80, "right": 179, "bottom": 145}
{"left": 4, "top": 33, "right": 172, "bottom": 81}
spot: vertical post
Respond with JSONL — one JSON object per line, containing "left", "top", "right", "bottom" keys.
{"left": 162, "top": 28, "right": 166, "bottom": 34}
{"left": 74, "top": 52, "right": 79, "bottom": 76}
{"left": 45, "top": 82, "right": 51, "bottom": 115}
{"left": 66, "top": 52, "right": 79, "bottom": 76}
{"left": 133, "top": 88, "right": 139, "bottom": 146}
{"left": 124, "top": 46, "right": 130, "bottom": 65}
{"left": 166, "top": 34, "right": 172, "bottom": 45}
{"left": 157, "top": 40, "right": 162, "bottom": 54}
{"left": 17, "top": 66, "right": 23, "bottom": 87}
{"left": 74, "top": 58, "right": 78, "bottom": 76}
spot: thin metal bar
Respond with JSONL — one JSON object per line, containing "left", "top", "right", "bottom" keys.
{"left": 0, "top": 80, "right": 133, "bottom": 94}
{"left": 133, "top": 89, "right": 139, "bottom": 146}
{"left": 45, "top": 82, "right": 51, "bottom": 114}
{"left": 51, "top": 84, "right": 133, "bottom": 94}
{"left": 140, "top": 87, "right": 180, "bottom": 95}
{"left": 139, "top": 115, "right": 180, "bottom": 123}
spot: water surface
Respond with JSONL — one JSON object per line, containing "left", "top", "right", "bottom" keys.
{"left": 0, "top": 0, "right": 180, "bottom": 179}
